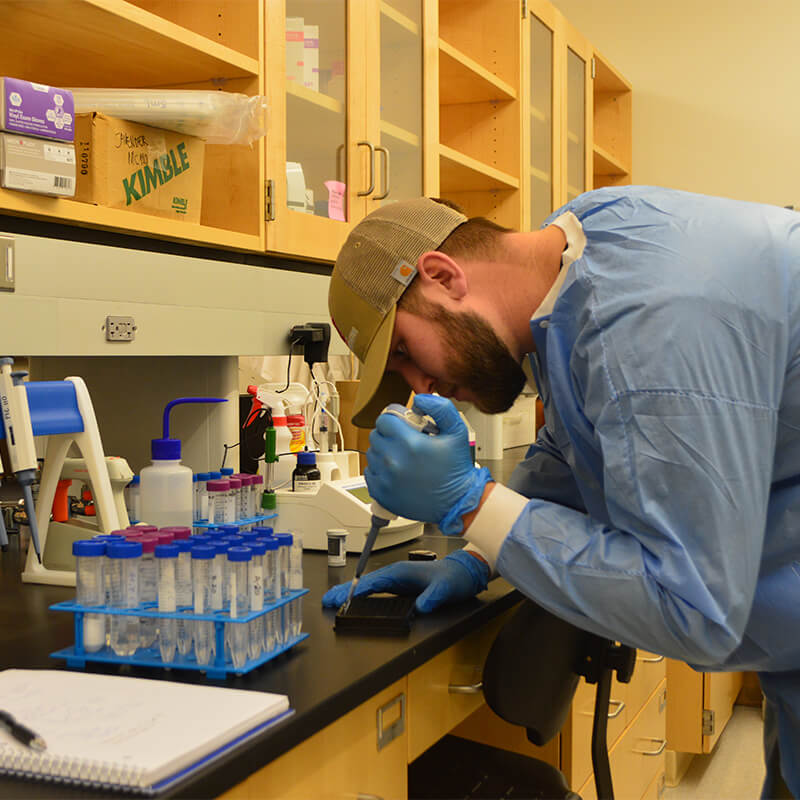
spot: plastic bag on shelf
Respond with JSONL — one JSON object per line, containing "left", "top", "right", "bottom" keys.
{"left": 70, "top": 89, "right": 268, "bottom": 145}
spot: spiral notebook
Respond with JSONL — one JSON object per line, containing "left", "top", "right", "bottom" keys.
{"left": 0, "top": 669, "right": 291, "bottom": 794}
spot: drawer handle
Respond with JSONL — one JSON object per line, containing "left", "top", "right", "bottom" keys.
{"left": 357, "top": 795, "right": 384, "bottom": 800}
{"left": 376, "top": 693, "right": 405, "bottom": 751}
{"left": 633, "top": 737, "right": 667, "bottom": 756}
{"left": 638, "top": 654, "right": 665, "bottom": 663}
{"left": 607, "top": 699, "right": 625, "bottom": 719}
{"left": 448, "top": 681, "right": 483, "bottom": 695}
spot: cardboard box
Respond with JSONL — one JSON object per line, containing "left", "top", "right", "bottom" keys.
{"left": 0, "top": 133, "right": 76, "bottom": 197}
{"left": 74, "top": 113, "right": 204, "bottom": 223}
{"left": 0, "top": 77, "right": 74, "bottom": 142}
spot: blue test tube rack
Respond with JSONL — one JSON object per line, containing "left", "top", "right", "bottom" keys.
{"left": 193, "top": 512, "right": 277, "bottom": 531}
{"left": 49, "top": 588, "right": 309, "bottom": 680}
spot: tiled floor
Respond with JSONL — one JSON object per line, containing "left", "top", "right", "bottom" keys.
{"left": 664, "top": 705, "right": 765, "bottom": 800}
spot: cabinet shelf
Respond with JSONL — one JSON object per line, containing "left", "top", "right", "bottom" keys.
{"left": 286, "top": 82, "right": 344, "bottom": 115}
{"left": 439, "top": 39, "right": 517, "bottom": 105}
{"left": 593, "top": 143, "right": 629, "bottom": 177}
{"left": 380, "top": 120, "right": 420, "bottom": 148}
{"left": 380, "top": 2, "right": 419, "bottom": 36}
{"left": 440, "top": 145, "right": 519, "bottom": 192}
{"left": 0, "top": 0, "right": 259, "bottom": 88}
{"left": 0, "top": 189, "right": 262, "bottom": 252}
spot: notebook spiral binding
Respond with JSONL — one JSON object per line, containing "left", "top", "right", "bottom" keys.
{"left": 0, "top": 742, "right": 148, "bottom": 791}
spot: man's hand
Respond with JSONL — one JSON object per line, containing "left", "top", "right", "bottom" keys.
{"left": 321, "top": 550, "right": 490, "bottom": 614}
{"left": 364, "top": 394, "right": 493, "bottom": 534}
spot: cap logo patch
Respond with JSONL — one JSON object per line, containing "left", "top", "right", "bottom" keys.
{"left": 391, "top": 260, "right": 417, "bottom": 287}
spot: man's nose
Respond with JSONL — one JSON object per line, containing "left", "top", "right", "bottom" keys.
{"left": 400, "top": 363, "right": 436, "bottom": 395}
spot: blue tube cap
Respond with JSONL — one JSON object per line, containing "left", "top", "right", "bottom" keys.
{"left": 191, "top": 545, "right": 216, "bottom": 560}
{"left": 252, "top": 526, "right": 274, "bottom": 537}
{"left": 227, "top": 546, "right": 253, "bottom": 562}
{"left": 257, "top": 536, "right": 279, "bottom": 551}
{"left": 218, "top": 525, "right": 240, "bottom": 536}
{"left": 108, "top": 541, "right": 142, "bottom": 559}
{"left": 155, "top": 543, "right": 179, "bottom": 558}
{"left": 274, "top": 533, "right": 294, "bottom": 546}
{"left": 72, "top": 539, "right": 106, "bottom": 557}
{"left": 247, "top": 540, "right": 267, "bottom": 556}
{"left": 174, "top": 539, "right": 194, "bottom": 553}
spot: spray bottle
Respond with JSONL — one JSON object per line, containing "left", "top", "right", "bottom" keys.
{"left": 139, "top": 397, "right": 227, "bottom": 528}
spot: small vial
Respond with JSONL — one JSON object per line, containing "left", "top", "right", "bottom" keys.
{"left": 196, "top": 472, "right": 211, "bottom": 521}
{"left": 191, "top": 545, "right": 216, "bottom": 666}
{"left": 250, "top": 475, "right": 263, "bottom": 521}
{"left": 227, "top": 477, "right": 242, "bottom": 523}
{"left": 125, "top": 476, "right": 141, "bottom": 524}
{"left": 108, "top": 541, "right": 142, "bottom": 657}
{"left": 273, "top": 533, "right": 293, "bottom": 646}
{"left": 210, "top": 540, "right": 227, "bottom": 613}
{"left": 72, "top": 539, "right": 106, "bottom": 653}
{"left": 237, "top": 475, "right": 252, "bottom": 527}
{"left": 228, "top": 475, "right": 242, "bottom": 523}
{"left": 207, "top": 479, "right": 232, "bottom": 525}
{"left": 247, "top": 540, "right": 267, "bottom": 660}
{"left": 327, "top": 529, "right": 348, "bottom": 567}
{"left": 259, "top": 536, "right": 280, "bottom": 604}
{"left": 287, "top": 530, "right": 304, "bottom": 639}
{"left": 138, "top": 535, "right": 159, "bottom": 649}
{"left": 155, "top": 543, "right": 179, "bottom": 663}
{"left": 94, "top": 533, "right": 127, "bottom": 641}
{"left": 227, "top": 546, "right": 252, "bottom": 669}
{"left": 175, "top": 538, "right": 193, "bottom": 656}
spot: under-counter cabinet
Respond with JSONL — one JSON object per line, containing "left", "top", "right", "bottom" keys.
{"left": 0, "top": 0, "right": 266, "bottom": 251}
{"left": 265, "top": 0, "right": 437, "bottom": 262}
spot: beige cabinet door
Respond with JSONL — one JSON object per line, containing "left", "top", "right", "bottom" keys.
{"left": 265, "top": 0, "right": 367, "bottom": 260}
{"left": 221, "top": 679, "right": 408, "bottom": 800}
{"left": 666, "top": 660, "right": 743, "bottom": 754}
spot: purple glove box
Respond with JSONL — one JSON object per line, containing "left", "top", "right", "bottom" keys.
{"left": 0, "top": 77, "right": 74, "bottom": 142}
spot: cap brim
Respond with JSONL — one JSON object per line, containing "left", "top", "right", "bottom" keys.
{"left": 351, "top": 305, "right": 411, "bottom": 428}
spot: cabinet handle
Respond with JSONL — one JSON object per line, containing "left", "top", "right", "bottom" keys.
{"left": 448, "top": 681, "right": 483, "bottom": 695}
{"left": 607, "top": 699, "right": 625, "bottom": 719}
{"left": 373, "top": 145, "right": 391, "bottom": 200}
{"left": 376, "top": 692, "right": 405, "bottom": 751}
{"left": 357, "top": 141, "right": 376, "bottom": 196}
{"left": 633, "top": 737, "right": 667, "bottom": 756}
{"left": 638, "top": 654, "right": 665, "bottom": 663}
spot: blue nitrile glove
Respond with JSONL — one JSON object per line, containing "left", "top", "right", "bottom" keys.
{"left": 321, "top": 549, "right": 490, "bottom": 614}
{"left": 364, "top": 394, "right": 493, "bottom": 535}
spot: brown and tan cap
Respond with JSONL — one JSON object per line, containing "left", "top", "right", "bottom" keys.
{"left": 329, "top": 197, "right": 467, "bottom": 428}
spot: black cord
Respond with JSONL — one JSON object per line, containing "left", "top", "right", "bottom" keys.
{"left": 276, "top": 340, "right": 301, "bottom": 393}
{"left": 220, "top": 442, "right": 239, "bottom": 471}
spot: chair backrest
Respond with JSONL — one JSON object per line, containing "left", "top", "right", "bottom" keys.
{"left": 482, "top": 599, "right": 595, "bottom": 746}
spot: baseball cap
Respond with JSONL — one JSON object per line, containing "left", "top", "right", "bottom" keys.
{"left": 329, "top": 197, "right": 467, "bottom": 428}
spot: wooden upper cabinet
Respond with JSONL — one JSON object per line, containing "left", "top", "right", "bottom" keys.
{"left": 0, "top": 0, "right": 265, "bottom": 251}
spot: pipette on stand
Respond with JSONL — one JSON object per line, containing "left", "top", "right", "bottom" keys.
{"left": 0, "top": 358, "right": 42, "bottom": 563}
{"left": 341, "top": 404, "right": 439, "bottom": 615}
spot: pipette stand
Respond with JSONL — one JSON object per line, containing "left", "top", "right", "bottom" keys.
{"left": 20, "top": 377, "right": 120, "bottom": 587}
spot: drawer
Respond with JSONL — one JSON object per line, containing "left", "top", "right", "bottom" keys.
{"left": 627, "top": 651, "right": 667, "bottom": 717}
{"left": 577, "top": 679, "right": 667, "bottom": 800}
{"left": 565, "top": 674, "right": 630, "bottom": 789}
{"left": 407, "top": 612, "right": 510, "bottom": 762}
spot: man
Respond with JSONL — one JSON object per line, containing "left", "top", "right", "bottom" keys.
{"left": 322, "top": 188, "right": 800, "bottom": 796}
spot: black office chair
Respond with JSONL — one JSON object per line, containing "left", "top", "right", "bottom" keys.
{"left": 408, "top": 600, "right": 636, "bottom": 800}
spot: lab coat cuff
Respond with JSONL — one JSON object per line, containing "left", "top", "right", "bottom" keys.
{"left": 464, "top": 483, "right": 529, "bottom": 572}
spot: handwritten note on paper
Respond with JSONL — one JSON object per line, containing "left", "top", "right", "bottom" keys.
{"left": 324, "top": 180, "right": 346, "bottom": 221}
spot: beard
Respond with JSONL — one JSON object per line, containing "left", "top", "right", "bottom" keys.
{"left": 407, "top": 295, "right": 527, "bottom": 414}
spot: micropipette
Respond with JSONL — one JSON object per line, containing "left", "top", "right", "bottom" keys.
{"left": 341, "top": 405, "right": 439, "bottom": 615}
{"left": 0, "top": 358, "right": 42, "bottom": 563}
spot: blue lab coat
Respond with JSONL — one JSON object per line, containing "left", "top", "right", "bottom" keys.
{"left": 496, "top": 186, "right": 800, "bottom": 794}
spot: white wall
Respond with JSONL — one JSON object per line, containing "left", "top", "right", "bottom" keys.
{"left": 551, "top": 0, "right": 800, "bottom": 207}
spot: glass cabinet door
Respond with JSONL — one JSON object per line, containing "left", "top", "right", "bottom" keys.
{"left": 565, "top": 46, "right": 586, "bottom": 202}
{"left": 530, "top": 14, "right": 554, "bottom": 229}
{"left": 285, "top": 0, "right": 348, "bottom": 221}
{"left": 374, "top": 0, "right": 423, "bottom": 206}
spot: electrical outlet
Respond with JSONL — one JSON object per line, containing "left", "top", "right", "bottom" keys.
{"left": 0, "top": 235, "right": 15, "bottom": 291}
{"left": 105, "top": 315, "right": 136, "bottom": 342}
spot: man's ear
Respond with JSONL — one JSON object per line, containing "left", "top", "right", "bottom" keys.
{"left": 416, "top": 250, "right": 468, "bottom": 300}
